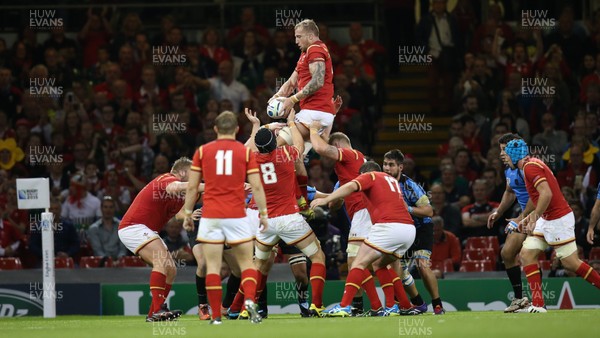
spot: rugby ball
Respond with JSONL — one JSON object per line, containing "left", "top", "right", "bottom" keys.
{"left": 267, "top": 98, "right": 286, "bottom": 119}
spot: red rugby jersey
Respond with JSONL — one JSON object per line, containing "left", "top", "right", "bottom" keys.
{"left": 295, "top": 41, "right": 334, "bottom": 114}
{"left": 352, "top": 172, "right": 414, "bottom": 225}
{"left": 522, "top": 157, "right": 571, "bottom": 220}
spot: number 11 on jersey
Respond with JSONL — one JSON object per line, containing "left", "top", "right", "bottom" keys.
{"left": 216, "top": 150, "right": 232, "bottom": 175}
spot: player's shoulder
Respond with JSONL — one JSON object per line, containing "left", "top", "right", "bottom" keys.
{"left": 523, "top": 157, "right": 546, "bottom": 172}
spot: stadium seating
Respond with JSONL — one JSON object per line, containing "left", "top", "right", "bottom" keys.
{"left": 465, "top": 237, "right": 500, "bottom": 254}
{"left": 0, "top": 257, "right": 23, "bottom": 270}
{"left": 462, "top": 248, "right": 497, "bottom": 266}
{"left": 80, "top": 256, "right": 114, "bottom": 268}
{"left": 118, "top": 256, "right": 148, "bottom": 267}
{"left": 589, "top": 248, "right": 600, "bottom": 261}
{"left": 431, "top": 259, "right": 454, "bottom": 273}
{"left": 54, "top": 257, "right": 75, "bottom": 269}
{"left": 459, "top": 260, "right": 495, "bottom": 272}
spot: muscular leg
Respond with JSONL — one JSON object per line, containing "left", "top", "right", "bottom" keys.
{"left": 559, "top": 244, "right": 600, "bottom": 289}
{"left": 502, "top": 232, "right": 527, "bottom": 311}
{"left": 294, "top": 233, "right": 326, "bottom": 312}
{"left": 138, "top": 239, "right": 177, "bottom": 317}
{"left": 520, "top": 244, "right": 544, "bottom": 308}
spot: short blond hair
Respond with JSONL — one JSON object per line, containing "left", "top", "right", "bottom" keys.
{"left": 295, "top": 19, "right": 319, "bottom": 37}
{"left": 215, "top": 111, "right": 238, "bottom": 134}
{"left": 171, "top": 157, "right": 192, "bottom": 173}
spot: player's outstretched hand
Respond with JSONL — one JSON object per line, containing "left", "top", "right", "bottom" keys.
{"left": 258, "top": 216, "right": 269, "bottom": 233}
{"left": 182, "top": 215, "right": 195, "bottom": 232}
{"left": 267, "top": 94, "right": 280, "bottom": 104}
{"left": 310, "top": 198, "right": 327, "bottom": 209}
{"left": 287, "top": 108, "right": 296, "bottom": 123}
{"left": 244, "top": 108, "right": 260, "bottom": 126}
{"left": 281, "top": 97, "right": 295, "bottom": 116}
{"left": 487, "top": 211, "right": 497, "bottom": 229}
{"left": 504, "top": 218, "right": 520, "bottom": 234}
{"left": 191, "top": 208, "right": 203, "bottom": 221}
{"left": 587, "top": 227, "right": 596, "bottom": 245}
{"left": 333, "top": 95, "right": 343, "bottom": 113}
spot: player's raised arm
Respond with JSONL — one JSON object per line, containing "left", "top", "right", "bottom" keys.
{"left": 309, "top": 121, "right": 338, "bottom": 159}
{"left": 270, "top": 71, "right": 298, "bottom": 102}
{"left": 311, "top": 181, "right": 358, "bottom": 209}
{"left": 287, "top": 109, "right": 304, "bottom": 154}
{"left": 244, "top": 108, "right": 261, "bottom": 152}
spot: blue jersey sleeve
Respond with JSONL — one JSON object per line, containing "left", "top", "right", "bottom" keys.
{"left": 597, "top": 183, "right": 600, "bottom": 200}
{"left": 307, "top": 186, "right": 316, "bottom": 202}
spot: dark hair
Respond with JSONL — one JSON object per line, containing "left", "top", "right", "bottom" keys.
{"left": 254, "top": 128, "right": 277, "bottom": 153}
{"left": 383, "top": 149, "right": 404, "bottom": 164}
{"left": 359, "top": 161, "right": 381, "bottom": 174}
{"left": 498, "top": 133, "right": 522, "bottom": 145}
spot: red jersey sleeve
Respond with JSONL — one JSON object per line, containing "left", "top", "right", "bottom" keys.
{"left": 523, "top": 162, "right": 547, "bottom": 188}
{"left": 337, "top": 147, "right": 360, "bottom": 163}
{"left": 306, "top": 44, "right": 328, "bottom": 63}
{"left": 191, "top": 146, "right": 202, "bottom": 172}
{"left": 246, "top": 148, "right": 260, "bottom": 175}
{"left": 352, "top": 172, "right": 376, "bottom": 192}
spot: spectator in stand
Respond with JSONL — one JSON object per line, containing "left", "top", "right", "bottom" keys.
{"left": 168, "top": 66, "right": 205, "bottom": 114}
{"left": 344, "top": 22, "right": 385, "bottom": 65}
{"left": 482, "top": 167, "right": 504, "bottom": 203}
{"left": 78, "top": 8, "right": 112, "bottom": 69}
{"left": 134, "top": 64, "right": 168, "bottom": 112}
{"left": 437, "top": 120, "right": 463, "bottom": 157}
{"left": 0, "top": 213, "right": 23, "bottom": 258}
{"left": 571, "top": 201, "right": 592, "bottom": 258}
{"left": 95, "top": 105, "right": 124, "bottom": 151}
{"left": 233, "top": 30, "right": 265, "bottom": 91}
{"left": 132, "top": 33, "right": 151, "bottom": 65}
{"left": 87, "top": 46, "right": 111, "bottom": 85}
{"left": 453, "top": 147, "right": 478, "bottom": 182}
{"left": 470, "top": 2, "right": 513, "bottom": 55}
{"left": 64, "top": 142, "right": 89, "bottom": 175}
{"left": 439, "top": 164, "right": 470, "bottom": 209}
{"left": 29, "top": 197, "right": 80, "bottom": 265}
{"left": 578, "top": 53, "right": 596, "bottom": 85}
{"left": 208, "top": 60, "right": 251, "bottom": 113}
{"left": 492, "top": 98, "right": 530, "bottom": 143}
{"left": 117, "top": 44, "right": 141, "bottom": 92}
{"left": 337, "top": 57, "right": 375, "bottom": 111}
{"left": 580, "top": 53, "right": 600, "bottom": 103}
{"left": 460, "top": 179, "right": 499, "bottom": 241}
{"left": 431, "top": 216, "right": 461, "bottom": 274}
{"left": 151, "top": 153, "right": 170, "bottom": 178}
{"left": 60, "top": 173, "right": 101, "bottom": 229}
{"left": 227, "top": 7, "right": 270, "bottom": 50}
{"left": 0, "top": 68, "right": 22, "bottom": 117}
{"left": 9, "top": 41, "right": 33, "bottom": 87}
{"left": 263, "top": 30, "right": 299, "bottom": 78}
{"left": 42, "top": 26, "right": 78, "bottom": 67}
{"left": 254, "top": 67, "right": 279, "bottom": 100}
{"left": 492, "top": 28, "right": 543, "bottom": 81}
{"left": 317, "top": 22, "right": 342, "bottom": 65}
{"left": 200, "top": 27, "right": 232, "bottom": 66}
{"left": 430, "top": 182, "right": 462, "bottom": 236}
{"left": 87, "top": 196, "right": 126, "bottom": 260}
{"left": 343, "top": 44, "right": 375, "bottom": 84}
{"left": 121, "top": 157, "right": 147, "bottom": 196}
{"left": 531, "top": 112, "right": 569, "bottom": 167}
{"left": 96, "top": 168, "right": 131, "bottom": 214}
{"left": 46, "top": 161, "right": 69, "bottom": 197}
{"left": 111, "top": 13, "right": 143, "bottom": 59}
{"left": 185, "top": 43, "right": 217, "bottom": 80}
{"left": 161, "top": 218, "right": 194, "bottom": 265}
{"left": 93, "top": 62, "right": 132, "bottom": 101}
{"left": 545, "top": 6, "right": 586, "bottom": 74}
{"left": 586, "top": 112, "right": 600, "bottom": 143}
{"left": 415, "top": 0, "right": 464, "bottom": 114}
{"left": 1, "top": 185, "right": 28, "bottom": 235}
{"left": 460, "top": 116, "right": 484, "bottom": 166}
{"left": 558, "top": 144, "right": 598, "bottom": 195}
{"left": 152, "top": 15, "right": 175, "bottom": 46}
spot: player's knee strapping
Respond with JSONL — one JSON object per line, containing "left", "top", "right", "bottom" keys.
{"left": 346, "top": 243, "right": 360, "bottom": 257}
{"left": 288, "top": 255, "right": 307, "bottom": 266}
{"left": 554, "top": 241, "right": 577, "bottom": 259}
{"left": 300, "top": 241, "right": 319, "bottom": 257}
{"left": 401, "top": 264, "right": 414, "bottom": 286}
{"left": 255, "top": 246, "right": 271, "bottom": 260}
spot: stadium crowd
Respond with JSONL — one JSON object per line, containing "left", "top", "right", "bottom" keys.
{"left": 0, "top": 2, "right": 599, "bottom": 279}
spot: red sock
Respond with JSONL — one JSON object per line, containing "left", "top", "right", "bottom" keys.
{"left": 229, "top": 287, "right": 245, "bottom": 312}
{"left": 389, "top": 268, "right": 411, "bottom": 309}
{"left": 524, "top": 264, "right": 544, "bottom": 307}
{"left": 241, "top": 269, "right": 258, "bottom": 305}
{"left": 255, "top": 272, "right": 268, "bottom": 301}
{"left": 206, "top": 273, "right": 222, "bottom": 320}
{"left": 361, "top": 269, "right": 383, "bottom": 310}
{"left": 576, "top": 262, "right": 600, "bottom": 289}
{"left": 340, "top": 268, "right": 364, "bottom": 307}
{"left": 375, "top": 268, "right": 395, "bottom": 308}
{"left": 310, "top": 262, "right": 326, "bottom": 307}
{"left": 149, "top": 271, "right": 167, "bottom": 315}
{"left": 296, "top": 175, "right": 308, "bottom": 200}
{"left": 164, "top": 283, "right": 172, "bottom": 300}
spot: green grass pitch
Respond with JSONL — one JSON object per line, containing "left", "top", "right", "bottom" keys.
{"left": 2, "top": 310, "right": 598, "bottom": 338}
